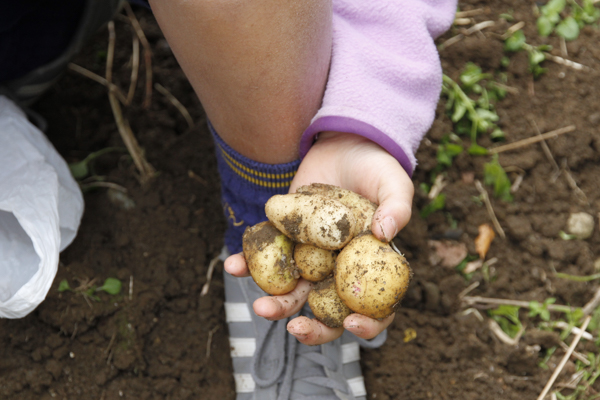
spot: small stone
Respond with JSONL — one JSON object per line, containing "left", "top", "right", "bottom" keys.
{"left": 566, "top": 212, "right": 595, "bottom": 239}
{"left": 588, "top": 112, "right": 600, "bottom": 125}
{"left": 594, "top": 258, "right": 600, "bottom": 271}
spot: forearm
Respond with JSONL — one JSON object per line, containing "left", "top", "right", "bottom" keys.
{"left": 300, "top": 0, "right": 458, "bottom": 176}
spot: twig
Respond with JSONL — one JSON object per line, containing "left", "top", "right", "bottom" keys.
{"left": 124, "top": 3, "right": 153, "bottom": 108}
{"left": 502, "top": 21, "right": 526, "bottom": 40}
{"left": 464, "top": 21, "right": 495, "bottom": 36}
{"left": 488, "top": 319, "right": 524, "bottom": 346}
{"left": 439, "top": 34, "right": 464, "bottom": 50}
{"left": 206, "top": 325, "right": 220, "bottom": 359}
{"left": 458, "top": 281, "right": 480, "bottom": 299}
{"left": 454, "top": 18, "right": 473, "bottom": 26}
{"left": 474, "top": 180, "right": 506, "bottom": 239}
{"left": 536, "top": 316, "right": 592, "bottom": 400}
{"left": 462, "top": 296, "right": 577, "bottom": 313}
{"left": 455, "top": 9, "right": 485, "bottom": 18}
{"left": 460, "top": 308, "right": 484, "bottom": 322}
{"left": 105, "top": 331, "right": 117, "bottom": 356}
{"left": 200, "top": 255, "right": 221, "bottom": 297}
{"left": 553, "top": 322, "right": 595, "bottom": 341}
{"left": 544, "top": 53, "right": 591, "bottom": 71}
{"left": 529, "top": 119, "right": 560, "bottom": 179}
{"left": 67, "top": 63, "right": 127, "bottom": 104}
{"left": 583, "top": 287, "right": 600, "bottom": 316}
{"left": 155, "top": 83, "right": 195, "bottom": 129}
{"left": 560, "top": 37, "right": 568, "bottom": 58}
{"left": 488, "top": 125, "right": 576, "bottom": 154}
{"left": 129, "top": 275, "right": 133, "bottom": 301}
{"left": 127, "top": 34, "right": 140, "bottom": 105}
{"left": 558, "top": 341, "right": 590, "bottom": 365}
{"left": 106, "top": 22, "right": 155, "bottom": 183}
{"left": 428, "top": 174, "right": 446, "bottom": 199}
{"left": 188, "top": 170, "right": 208, "bottom": 186}
{"left": 561, "top": 158, "right": 589, "bottom": 204}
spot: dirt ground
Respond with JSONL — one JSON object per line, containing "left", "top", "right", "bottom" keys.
{"left": 2, "top": 1, "right": 600, "bottom": 399}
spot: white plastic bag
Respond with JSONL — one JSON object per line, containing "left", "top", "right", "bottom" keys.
{"left": 0, "top": 95, "right": 84, "bottom": 318}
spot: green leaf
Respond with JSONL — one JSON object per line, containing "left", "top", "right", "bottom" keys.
{"left": 451, "top": 101, "right": 468, "bottom": 123}
{"left": 420, "top": 194, "right": 446, "bottom": 218}
{"left": 490, "top": 128, "right": 505, "bottom": 140}
{"left": 467, "top": 143, "right": 489, "bottom": 155}
{"left": 97, "top": 278, "right": 122, "bottom": 295}
{"left": 541, "top": 0, "right": 566, "bottom": 18}
{"left": 488, "top": 305, "right": 523, "bottom": 338}
{"left": 559, "top": 230, "right": 577, "bottom": 240}
{"left": 58, "top": 279, "right": 71, "bottom": 292}
{"left": 537, "top": 15, "right": 556, "bottom": 36}
{"left": 556, "top": 16, "right": 580, "bottom": 40}
{"left": 504, "top": 30, "right": 526, "bottom": 52}
{"left": 499, "top": 13, "right": 515, "bottom": 22}
{"left": 484, "top": 155, "right": 513, "bottom": 202}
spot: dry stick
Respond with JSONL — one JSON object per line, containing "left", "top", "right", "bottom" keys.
{"left": 536, "top": 316, "right": 592, "bottom": 400}
{"left": 129, "top": 275, "right": 133, "bottom": 301}
{"left": 488, "top": 125, "right": 576, "bottom": 154}
{"left": 67, "top": 63, "right": 128, "bottom": 104}
{"left": 561, "top": 158, "right": 589, "bottom": 204}
{"left": 455, "top": 9, "right": 485, "bottom": 18}
{"left": 544, "top": 53, "right": 591, "bottom": 71}
{"left": 582, "top": 286, "right": 600, "bottom": 316}
{"left": 464, "top": 20, "right": 495, "bottom": 36}
{"left": 124, "top": 3, "right": 153, "bottom": 108}
{"left": 200, "top": 255, "right": 221, "bottom": 297}
{"left": 206, "top": 326, "right": 220, "bottom": 359}
{"left": 474, "top": 180, "right": 506, "bottom": 239}
{"left": 501, "top": 21, "right": 526, "bottom": 39}
{"left": 462, "top": 296, "right": 577, "bottom": 313}
{"left": 106, "top": 22, "right": 155, "bottom": 183}
{"left": 155, "top": 83, "right": 195, "bottom": 129}
{"left": 79, "top": 182, "right": 128, "bottom": 192}
{"left": 439, "top": 34, "right": 464, "bottom": 50}
{"left": 558, "top": 341, "right": 590, "bottom": 365}
{"left": 530, "top": 119, "right": 560, "bottom": 180}
{"left": 488, "top": 319, "right": 524, "bottom": 346}
{"left": 126, "top": 34, "right": 140, "bottom": 105}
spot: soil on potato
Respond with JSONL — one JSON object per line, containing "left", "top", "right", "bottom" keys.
{"left": 2, "top": 1, "right": 600, "bottom": 399}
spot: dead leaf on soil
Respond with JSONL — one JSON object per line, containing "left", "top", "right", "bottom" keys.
{"left": 428, "top": 240, "right": 468, "bottom": 268}
{"left": 475, "top": 223, "right": 495, "bottom": 259}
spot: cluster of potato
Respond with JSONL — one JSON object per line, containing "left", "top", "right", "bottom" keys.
{"left": 242, "top": 184, "right": 412, "bottom": 328}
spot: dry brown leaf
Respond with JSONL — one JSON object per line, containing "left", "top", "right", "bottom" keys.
{"left": 475, "top": 223, "right": 495, "bottom": 259}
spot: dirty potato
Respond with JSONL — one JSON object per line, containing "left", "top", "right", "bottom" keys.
{"left": 265, "top": 193, "right": 357, "bottom": 250}
{"left": 335, "top": 233, "right": 412, "bottom": 319}
{"left": 242, "top": 221, "right": 298, "bottom": 295}
{"left": 308, "top": 277, "right": 352, "bottom": 328}
{"left": 297, "top": 183, "right": 377, "bottom": 235}
{"left": 294, "top": 243, "right": 337, "bottom": 282}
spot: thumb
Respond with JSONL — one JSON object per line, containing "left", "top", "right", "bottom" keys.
{"left": 370, "top": 167, "right": 414, "bottom": 242}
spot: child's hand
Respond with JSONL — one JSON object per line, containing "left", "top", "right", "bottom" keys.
{"left": 224, "top": 131, "right": 414, "bottom": 345}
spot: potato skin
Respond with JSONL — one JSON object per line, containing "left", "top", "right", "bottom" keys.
{"left": 308, "top": 277, "right": 352, "bottom": 328}
{"left": 297, "top": 183, "right": 376, "bottom": 235}
{"left": 265, "top": 193, "right": 356, "bottom": 250}
{"left": 294, "top": 243, "right": 337, "bottom": 282}
{"left": 335, "top": 234, "right": 412, "bottom": 319}
{"left": 242, "top": 221, "right": 298, "bottom": 295}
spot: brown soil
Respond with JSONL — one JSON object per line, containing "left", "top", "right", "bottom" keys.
{"left": 2, "top": 1, "right": 600, "bottom": 399}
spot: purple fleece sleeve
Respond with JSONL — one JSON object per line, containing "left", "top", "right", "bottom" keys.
{"left": 299, "top": 0, "right": 457, "bottom": 176}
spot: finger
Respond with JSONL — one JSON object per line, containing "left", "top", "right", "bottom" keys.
{"left": 223, "top": 253, "right": 250, "bottom": 277}
{"left": 253, "top": 279, "right": 313, "bottom": 320}
{"left": 287, "top": 316, "right": 344, "bottom": 345}
{"left": 343, "top": 313, "right": 395, "bottom": 340}
{"left": 371, "top": 167, "right": 414, "bottom": 242}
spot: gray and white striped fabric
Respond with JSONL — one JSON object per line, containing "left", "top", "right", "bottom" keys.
{"left": 223, "top": 268, "right": 379, "bottom": 400}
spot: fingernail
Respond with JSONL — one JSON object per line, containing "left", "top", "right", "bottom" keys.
{"left": 345, "top": 325, "right": 364, "bottom": 335}
{"left": 381, "top": 216, "right": 397, "bottom": 242}
{"left": 288, "top": 329, "right": 308, "bottom": 338}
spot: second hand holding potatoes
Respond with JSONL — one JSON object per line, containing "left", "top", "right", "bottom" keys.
{"left": 242, "top": 184, "right": 412, "bottom": 327}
